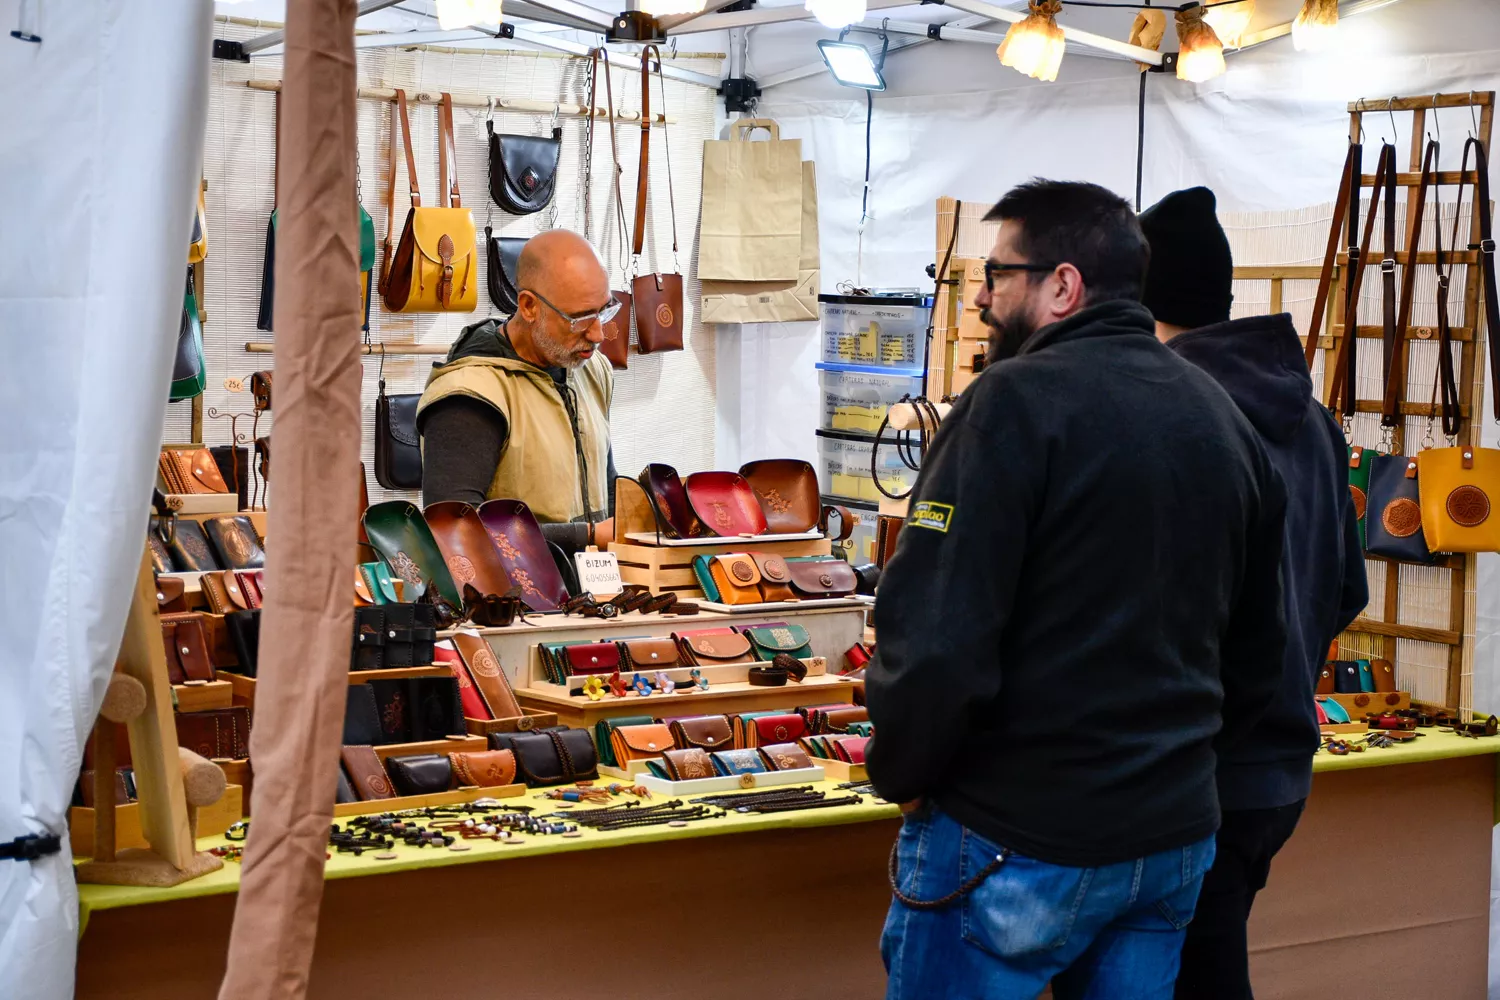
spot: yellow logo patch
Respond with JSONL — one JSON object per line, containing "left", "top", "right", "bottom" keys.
{"left": 908, "top": 502, "right": 954, "bottom": 533}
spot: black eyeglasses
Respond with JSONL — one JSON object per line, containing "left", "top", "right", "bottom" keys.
{"left": 523, "top": 289, "right": 622, "bottom": 333}
{"left": 984, "top": 260, "right": 1060, "bottom": 291}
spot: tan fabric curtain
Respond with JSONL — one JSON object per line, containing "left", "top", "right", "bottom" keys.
{"left": 218, "top": 0, "right": 363, "bottom": 995}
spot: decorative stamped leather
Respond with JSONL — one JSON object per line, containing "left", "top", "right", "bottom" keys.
{"left": 684, "top": 471, "right": 768, "bottom": 537}
{"left": 785, "top": 557, "right": 858, "bottom": 599}
{"left": 204, "top": 516, "right": 265, "bottom": 570}
{"left": 745, "top": 624, "right": 812, "bottom": 661}
{"left": 710, "top": 554, "right": 763, "bottom": 605}
{"left": 475, "top": 499, "right": 570, "bottom": 612}
{"left": 451, "top": 631, "right": 521, "bottom": 719}
{"left": 565, "top": 641, "right": 622, "bottom": 677}
{"left": 739, "top": 459, "right": 820, "bottom": 534}
{"left": 1382, "top": 498, "right": 1422, "bottom": 538}
{"left": 670, "top": 714, "right": 735, "bottom": 750}
{"left": 758, "top": 742, "right": 813, "bottom": 772}
{"left": 1447, "top": 485, "right": 1491, "bottom": 527}
{"left": 661, "top": 747, "right": 714, "bottom": 781}
{"left": 710, "top": 749, "right": 767, "bottom": 776}
{"left": 621, "top": 637, "right": 681, "bottom": 671}
{"left": 165, "top": 519, "right": 222, "bottom": 573}
{"left": 449, "top": 749, "right": 517, "bottom": 787}
{"left": 424, "top": 501, "right": 515, "bottom": 601}
{"left": 342, "top": 745, "right": 397, "bottom": 800}
{"left": 639, "top": 464, "right": 703, "bottom": 539}
{"left": 748, "top": 551, "right": 796, "bottom": 602}
{"left": 175, "top": 707, "right": 250, "bottom": 760}
{"left": 610, "top": 723, "right": 675, "bottom": 764}
{"left": 675, "top": 628, "right": 754, "bottom": 665}
{"left": 749, "top": 713, "right": 809, "bottom": 748}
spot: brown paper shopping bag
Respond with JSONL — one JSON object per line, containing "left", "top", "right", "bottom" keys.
{"left": 698, "top": 118, "right": 803, "bottom": 282}
{"left": 701, "top": 159, "right": 820, "bottom": 324}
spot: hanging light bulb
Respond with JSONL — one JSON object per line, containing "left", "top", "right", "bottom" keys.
{"left": 1175, "top": 3, "right": 1226, "bottom": 83}
{"left": 806, "top": 0, "right": 867, "bottom": 31}
{"left": 1127, "top": 8, "right": 1166, "bottom": 72}
{"left": 1203, "top": 0, "right": 1254, "bottom": 49}
{"left": 996, "top": 0, "right": 1066, "bottom": 83}
{"left": 434, "top": 0, "right": 503, "bottom": 30}
{"left": 1292, "top": 0, "right": 1339, "bottom": 51}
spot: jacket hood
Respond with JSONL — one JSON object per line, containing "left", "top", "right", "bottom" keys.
{"left": 446, "top": 318, "right": 516, "bottom": 363}
{"left": 1019, "top": 299, "right": 1157, "bottom": 356}
{"left": 1168, "top": 314, "right": 1312, "bottom": 443}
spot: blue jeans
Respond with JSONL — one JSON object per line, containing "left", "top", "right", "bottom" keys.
{"left": 882, "top": 806, "right": 1216, "bottom": 1000}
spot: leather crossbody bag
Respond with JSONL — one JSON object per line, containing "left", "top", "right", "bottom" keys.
{"left": 373, "top": 370, "right": 423, "bottom": 491}
{"left": 586, "top": 47, "right": 633, "bottom": 369}
{"left": 379, "top": 91, "right": 478, "bottom": 313}
{"left": 171, "top": 269, "right": 207, "bottom": 402}
{"left": 487, "top": 114, "right": 562, "bottom": 215}
{"left": 485, "top": 230, "right": 527, "bottom": 315}
{"left": 629, "top": 45, "right": 684, "bottom": 354}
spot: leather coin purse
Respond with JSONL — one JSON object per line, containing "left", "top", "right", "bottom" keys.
{"left": 1331, "top": 659, "right": 1362, "bottom": 695}
{"left": 746, "top": 624, "right": 813, "bottom": 661}
{"left": 709, "top": 554, "right": 763, "bottom": 605}
{"left": 749, "top": 552, "right": 795, "bottom": 602}
{"left": 1371, "top": 658, "right": 1397, "bottom": 693}
{"left": 565, "top": 641, "right": 622, "bottom": 677}
{"left": 810, "top": 706, "right": 869, "bottom": 735}
{"left": 621, "top": 637, "right": 681, "bottom": 671}
{"left": 669, "top": 714, "right": 735, "bottom": 751}
{"left": 660, "top": 747, "right": 715, "bottom": 781}
{"left": 677, "top": 629, "right": 755, "bottom": 666}
{"left": 449, "top": 749, "right": 517, "bottom": 787}
{"left": 736, "top": 712, "right": 809, "bottom": 748}
{"left": 595, "top": 715, "right": 655, "bottom": 769}
{"left": 203, "top": 570, "right": 253, "bottom": 616}
{"left": 610, "top": 723, "right": 675, "bottom": 765}
{"left": 758, "top": 742, "right": 813, "bottom": 772}
{"left": 161, "top": 613, "right": 215, "bottom": 684}
{"left": 786, "top": 556, "right": 858, "bottom": 599}
{"left": 710, "top": 749, "right": 767, "bottom": 777}
{"left": 831, "top": 736, "right": 869, "bottom": 765}
{"left": 385, "top": 753, "right": 455, "bottom": 797}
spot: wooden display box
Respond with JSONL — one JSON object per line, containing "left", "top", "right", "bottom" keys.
{"left": 814, "top": 757, "right": 868, "bottom": 782}
{"left": 223, "top": 665, "right": 455, "bottom": 707}
{"left": 518, "top": 672, "right": 859, "bottom": 730}
{"left": 612, "top": 536, "right": 832, "bottom": 597}
{"left": 173, "top": 680, "right": 233, "bottom": 713}
{"left": 1322, "top": 692, "right": 1411, "bottom": 715}
{"left": 217, "top": 759, "right": 253, "bottom": 815}
{"left": 158, "top": 493, "right": 239, "bottom": 516}
{"left": 70, "top": 785, "right": 244, "bottom": 857}
{"left": 370, "top": 735, "right": 487, "bottom": 762}
{"left": 464, "top": 708, "right": 559, "bottom": 737}
{"left": 331, "top": 782, "right": 525, "bottom": 818}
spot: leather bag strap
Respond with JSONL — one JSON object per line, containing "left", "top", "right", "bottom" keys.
{"left": 649, "top": 47, "right": 679, "bottom": 258}
{"left": 381, "top": 89, "right": 421, "bottom": 292}
{"left": 272, "top": 90, "right": 280, "bottom": 209}
{"left": 588, "top": 47, "right": 631, "bottom": 268}
{"left": 1382, "top": 138, "right": 1438, "bottom": 426}
{"left": 1329, "top": 143, "right": 1396, "bottom": 418}
{"left": 631, "top": 47, "right": 652, "bottom": 260}
{"left": 1306, "top": 143, "right": 1361, "bottom": 370}
{"left": 1462, "top": 137, "right": 1500, "bottom": 421}
{"left": 1379, "top": 142, "right": 1398, "bottom": 402}
{"left": 1431, "top": 138, "right": 1461, "bottom": 438}
{"left": 440, "top": 92, "right": 461, "bottom": 208}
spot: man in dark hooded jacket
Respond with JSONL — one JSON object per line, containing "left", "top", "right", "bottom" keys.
{"left": 1141, "top": 187, "right": 1369, "bottom": 999}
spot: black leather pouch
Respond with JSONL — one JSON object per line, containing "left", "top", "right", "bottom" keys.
{"left": 368, "top": 680, "right": 413, "bottom": 744}
{"left": 384, "top": 754, "right": 454, "bottom": 797}
{"left": 343, "top": 684, "right": 385, "bottom": 745}
{"left": 506, "top": 730, "right": 599, "bottom": 787}
{"left": 485, "top": 230, "right": 527, "bottom": 315}
{"left": 487, "top": 122, "right": 562, "bottom": 215}
{"left": 224, "top": 609, "right": 261, "bottom": 678}
{"left": 1331, "top": 659, "right": 1363, "bottom": 694}
{"left": 1365, "top": 454, "right": 1434, "bottom": 564}
{"left": 374, "top": 379, "right": 422, "bottom": 491}
{"left": 352, "top": 603, "right": 437, "bottom": 671}
{"left": 412, "top": 677, "right": 465, "bottom": 740}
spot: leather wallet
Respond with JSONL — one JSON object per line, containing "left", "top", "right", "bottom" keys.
{"left": 710, "top": 748, "right": 767, "bottom": 776}
{"left": 785, "top": 557, "right": 858, "bottom": 598}
{"left": 1332, "top": 659, "right": 1362, "bottom": 694}
{"left": 1357, "top": 659, "right": 1376, "bottom": 693}
{"left": 610, "top": 723, "right": 675, "bottom": 765}
{"left": 159, "top": 447, "right": 231, "bottom": 495}
{"left": 758, "top": 742, "right": 813, "bottom": 771}
{"left": 710, "top": 554, "right": 763, "bottom": 605}
{"left": 749, "top": 552, "right": 795, "bottom": 603}
{"left": 343, "top": 684, "right": 385, "bottom": 745}
{"left": 669, "top": 714, "right": 735, "bottom": 751}
{"left": 538, "top": 640, "right": 589, "bottom": 685}
{"left": 224, "top": 609, "right": 261, "bottom": 677}
{"left": 831, "top": 735, "right": 869, "bottom": 764}
{"left": 620, "top": 637, "right": 682, "bottom": 671}
{"left": 385, "top": 754, "right": 454, "bottom": 797}
{"left": 595, "top": 715, "right": 655, "bottom": 768}
{"left": 449, "top": 749, "right": 517, "bottom": 787}
{"left": 451, "top": 631, "right": 521, "bottom": 719}
{"left": 161, "top": 613, "right": 214, "bottom": 684}
{"left": 341, "top": 745, "right": 396, "bottom": 800}
{"left": 358, "top": 562, "right": 401, "bottom": 605}
{"left": 691, "top": 554, "right": 722, "bottom": 602}
{"left": 384, "top": 677, "right": 465, "bottom": 741}
{"left": 1371, "top": 658, "right": 1397, "bottom": 693}
{"left": 437, "top": 644, "right": 492, "bottom": 721}
{"left": 175, "top": 707, "right": 250, "bottom": 759}
{"left": 812, "top": 706, "right": 869, "bottom": 735}
{"left": 165, "top": 519, "right": 223, "bottom": 572}
{"left": 504, "top": 730, "right": 598, "bottom": 786}
{"left": 746, "top": 624, "right": 813, "bottom": 661}
{"left": 875, "top": 513, "right": 903, "bottom": 568}
{"left": 352, "top": 603, "right": 437, "bottom": 671}
{"left": 204, "top": 515, "right": 265, "bottom": 570}
{"left": 661, "top": 747, "right": 715, "bottom": 781}
{"left": 564, "top": 641, "right": 621, "bottom": 677}
{"left": 203, "top": 570, "right": 253, "bottom": 616}
{"left": 736, "top": 712, "right": 809, "bottom": 748}
{"left": 677, "top": 629, "right": 755, "bottom": 666}
{"left": 155, "top": 575, "right": 188, "bottom": 614}
{"left": 236, "top": 570, "right": 264, "bottom": 608}
{"left": 1316, "top": 663, "right": 1335, "bottom": 695}
{"left": 148, "top": 521, "right": 174, "bottom": 573}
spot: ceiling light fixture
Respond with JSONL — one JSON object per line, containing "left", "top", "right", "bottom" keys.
{"left": 1292, "top": 0, "right": 1339, "bottom": 51}
{"left": 1203, "top": 0, "right": 1254, "bottom": 48}
{"left": 996, "top": 0, "right": 1066, "bottom": 83}
{"left": 806, "top": 0, "right": 868, "bottom": 31}
{"left": 1127, "top": 8, "right": 1166, "bottom": 71}
{"left": 1175, "top": 3, "right": 1226, "bottom": 82}
{"left": 434, "top": 0, "right": 503, "bottom": 30}
{"left": 817, "top": 36, "right": 887, "bottom": 90}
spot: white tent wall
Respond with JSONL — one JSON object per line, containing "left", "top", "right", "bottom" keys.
{"left": 0, "top": 2, "right": 214, "bottom": 998}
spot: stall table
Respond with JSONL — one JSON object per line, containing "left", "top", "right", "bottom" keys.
{"left": 75, "top": 733, "right": 1499, "bottom": 999}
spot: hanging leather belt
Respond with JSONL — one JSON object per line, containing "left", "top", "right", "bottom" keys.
{"left": 1327, "top": 142, "right": 1398, "bottom": 420}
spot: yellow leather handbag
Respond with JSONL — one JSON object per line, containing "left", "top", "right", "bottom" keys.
{"left": 379, "top": 90, "right": 478, "bottom": 314}
{"left": 1417, "top": 445, "right": 1500, "bottom": 553}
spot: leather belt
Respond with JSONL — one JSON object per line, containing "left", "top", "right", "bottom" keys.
{"left": 747, "top": 666, "right": 788, "bottom": 687}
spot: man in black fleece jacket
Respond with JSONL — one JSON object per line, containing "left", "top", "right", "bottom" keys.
{"left": 870, "top": 180, "right": 1289, "bottom": 1000}
{"left": 1140, "top": 187, "right": 1368, "bottom": 1000}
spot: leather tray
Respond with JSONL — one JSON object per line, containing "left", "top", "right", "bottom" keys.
{"left": 362, "top": 501, "right": 462, "bottom": 610}
{"left": 476, "top": 499, "right": 570, "bottom": 611}
{"left": 739, "top": 458, "right": 820, "bottom": 534}
{"left": 685, "top": 471, "right": 768, "bottom": 537}
{"left": 639, "top": 463, "right": 702, "bottom": 539}
{"left": 423, "top": 501, "right": 515, "bottom": 600}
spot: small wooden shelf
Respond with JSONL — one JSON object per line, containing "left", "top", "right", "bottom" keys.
{"left": 173, "top": 680, "right": 233, "bottom": 713}
{"left": 517, "top": 672, "right": 859, "bottom": 729}
{"left": 222, "top": 666, "right": 456, "bottom": 706}
{"left": 331, "top": 782, "right": 525, "bottom": 818}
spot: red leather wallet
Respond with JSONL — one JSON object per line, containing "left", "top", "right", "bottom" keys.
{"left": 565, "top": 642, "right": 621, "bottom": 677}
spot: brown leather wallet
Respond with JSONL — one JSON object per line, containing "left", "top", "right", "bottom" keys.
{"left": 161, "top": 614, "right": 215, "bottom": 684}
{"left": 709, "top": 554, "right": 763, "bottom": 605}
{"left": 449, "top": 749, "right": 517, "bottom": 787}
{"left": 341, "top": 745, "right": 396, "bottom": 800}
{"left": 451, "top": 632, "right": 522, "bottom": 719}
{"left": 661, "top": 747, "right": 715, "bottom": 781}
{"left": 1371, "top": 658, "right": 1397, "bottom": 693}
{"left": 155, "top": 575, "right": 188, "bottom": 614}
{"left": 160, "top": 448, "right": 231, "bottom": 495}
{"left": 749, "top": 552, "right": 796, "bottom": 602}
{"left": 670, "top": 714, "right": 735, "bottom": 750}
{"left": 175, "top": 707, "right": 250, "bottom": 759}
{"left": 758, "top": 742, "right": 813, "bottom": 772}
{"left": 815, "top": 706, "right": 870, "bottom": 735}
{"left": 610, "top": 723, "right": 675, "bottom": 765}
{"left": 621, "top": 637, "right": 682, "bottom": 671}
{"left": 677, "top": 629, "right": 755, "bottom": 665}
{"left": 203, "top": 570, "right": 253, "bottom": 616}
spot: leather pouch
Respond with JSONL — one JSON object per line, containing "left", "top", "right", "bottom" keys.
{"left": 1417, "top": 445, "right": 1500, "bottom": 553}
{"left": 749, "top": 552, "right": 795, "bottom": 602}
{"left": 155, "top": 575, "right": 188, "bottom": 614}
{"left": 746, "top": 624, "right": 813, "bottom": 661}
{"left": 621, "top": 637, "right": 682, "bottom": 671}
{"left": 739, "top": 459, "right": 820, "bottom": 534}
{"left": 831, "top": 736, "right": 870, "bottom": 764}
{"left": 710, "top": 748, "right": 767, "bottom": 777}
{"left": 224, "top": 610, "right": 261, "bottom": 678}
{"left": 1371, "top": 657, "right": 1397, "bottom": 692}
{"left": 758, "top": 742, "right": 813, "bottom": 772}
{"left": 669, "top": 714, "right": 735, "bottom": 751}
{"left": 610, "top": 723, "right": 675, "bottom": 765}
{"left": 175, "top": 707, "right": 250, "bottom": 759}
{"left": 411, "top": 677, "right": 465, "bottom": 740}
{"left": 485, "top": 230, "right": 527, "bottom": 314}
{"left": 738, "top": 712, "right": 809, "bottom": 748}
{"left": 539, "top": 640, "right": 590, "bottom": 686}
{"left": 161, "top": 614, "right": 215, "bottom": 684}
{"left": 674, "top": 627, "right": 746, "bottom": 665}
{"left": 203, "top": 570, "right": 253, "bottom": 616}
{"left": 660, "top": 747, "right": 715, "bottom": 781}
{"left": 685, "top": 472, "right": 768, "bottom": 537}
{"left": 488, "top": 123, "right": 562, "bottom": 215}
{"left": 508, "top": 730, "right": 598, "bottom": 786}
{"left": 786, "top": 557, "right": 858, "bottom": 598}
{"left": 1331, "top": 659, "right": 1363, "bottom": 694}
{"left": 451, "top": 631, "right": 522, "bottom": 719}
{"left": 374, "top": 382, "right": 423, "bottom": 491}
{"left": 385, "top": 754, "right": 454, "bottom": 797}
{"left": 1365, "top": 455, "right": 1432, "bottom": 563}
{"left": 1349, "top": 446, "right": 1372, "bottom": 547}
{"left": 210, "top": 445, "right": 251, "bottom": 510}
{"left": 691, "top": 554, "right": 722, "bottom": 602}
{"left": 160, "top": 448, "right": 231, "bottom": 495}
{"left": 450, "top": 749, "right": 517, "bottom": 787}
{"left": 710, "top": 554, "right": 763, "bottom": 605}
{"left": 1357, "top": 659, "right": 1376, "bottom": 693}
{"left": 343, "top": 684, "right": 385, "bottom": 745}
{"left": 359, "top": 562, "right": 402, "bottom": 605}
{"left": 341, "top": 745, "right": 396, "bottom": 800}
{"left": 352, "top": 603, "right": 438, "bottom": 671}
{"left": 595, "top": 715, "right": 654, "bottom": 768}
{"left": 165, "top": 519, "right": 223, "bottom": 572}
{"left": 565, "top": 642, "right": 622, "bottom": 677}
{"left": 1316, "top": 663, "right": 1335, "bottom": 695}
{"left": 236, "top": 570, "right": 264, "bottom": 608}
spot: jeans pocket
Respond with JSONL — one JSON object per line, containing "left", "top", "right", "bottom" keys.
{"left": 960, "top": 829, "right": 1092, "bottom": 959}
{"left": 1154, "top": 837, "right": 1218, "bottom": 930}
{"left": 890, "top": 805, "right": 935, "bottom": 896}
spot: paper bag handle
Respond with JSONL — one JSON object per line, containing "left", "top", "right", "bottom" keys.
{"left": 730, "top": 118, "right": 781, "bottom": 141}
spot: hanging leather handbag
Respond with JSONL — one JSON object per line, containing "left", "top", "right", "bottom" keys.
{"left": 476, "top": 499, "right": 570, "bottom": 611}
{"left": 487, "top": 116, "right": 563, "bottom": 215}
{"left": 1348, "top": 446, "right": 1372, "bottom": 548}
{"left": 629, "top": 46, "right": 684, "bottom": 354}
{"left": 374, "top": 377, "right": 422, "bottom": 490}
{"left": 171, "top": 270, "right": 207, "bottom": 402}
{"left": 739, "top": 459, "right": 821, "bottom": 534}
{"left": 379, "top": 91, "right": 478, "bottom": 314}
{"left": 585, "top": 48, "right": 633, "bottom": 370}
{"left": 1365, "top": 455, "right": 1432, "bottom": 563}
{"left": 423, "top": 501, "right": 515, "bottom": 603}
{"left": 685, "top": 471, "right": 768, "bottom": 537}
{"left": 361, "top": 501, "right": 464, "bottom": 613}
{"left": 485, "top": 229, "right": 527, "bottom": 315}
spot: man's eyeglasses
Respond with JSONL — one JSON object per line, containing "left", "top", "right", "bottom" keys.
{"left": 984, "top": 260, "right": 1060, "bottom": 292}
{"left": 524, "top": 289, "right": 622, "bottom": 333}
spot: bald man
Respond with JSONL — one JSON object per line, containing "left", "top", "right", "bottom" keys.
{"left": 417, "top": 229, "right": 618, "bottom": 548}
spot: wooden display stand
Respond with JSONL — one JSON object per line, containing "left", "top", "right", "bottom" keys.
{"left": 613, "top": 535, "right": 833, "bottom": 598}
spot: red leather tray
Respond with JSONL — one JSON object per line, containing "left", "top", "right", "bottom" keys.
{"left": 476, "top": 499, "right": 570, "bottom": 612}
{"left": 422, "top": 501, "right": 514, "bottom": 600}
{"left": 685, "top": 471, "right": 768, "bottom": 537}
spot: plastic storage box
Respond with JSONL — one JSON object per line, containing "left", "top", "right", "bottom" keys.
{"left": 817, "top": 434, "right": 918, "bottom": 503}
{"left": 819, "top": 294, "right": 934, "bottom": 369}
{"left": 818, "top": 364, "right": 925, "bottom": 434}
{"left": 828, "top": 504, "right": 877, "bottom": 566}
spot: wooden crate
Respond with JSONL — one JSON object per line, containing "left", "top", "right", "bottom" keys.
{"left": 612, "top": 536, "right": 832, "bottom": 597}
{"left": 464, "top": 708, "right": 560, "bottom": 737}
{"left": 173, "top": 680, "right": 233, "bottom": 713}
{"left": 70, "top": 785, "right": 244, "bottom": 856}
{"left": 223, "top": 665, "right": 455, "bottom": 707}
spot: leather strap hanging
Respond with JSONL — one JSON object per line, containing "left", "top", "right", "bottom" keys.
{"left": 438, "top": 92, "right": 462, "bottom": 209}
{"left": 1380, "top": 138, "right": 1438, "bottom": 427}
{"left": 1306, "top": 142, "right": 1362, "bottom": 370}
{"left": 1460, "top": 136, "right": 1500, "bottom": 421}
{"left": 631, "top": 45, "right": 684, "bottom": 354}
{"left": 1327, "top": 143, "right": 1397, "bottom": 419}
{"left": 379, "top": 89, "right": 422, "bottom": 297}
{"left": 588, "top": 47, "right": 632, "bottom": 369}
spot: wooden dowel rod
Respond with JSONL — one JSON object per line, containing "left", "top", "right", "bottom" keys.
{"left": 1347, "top": 93, "right": 1493, "bottom": 112}
{"left": 1337, "top": 250, "right": 1480, "bottom": 266}
{"left": 1359, "top": 171, "right": 1481, "bottom": 186}
{"left": 1234, "top": 265, "right": 1333, "bottom": 280}
{"left": 244, "top": 79, "right": 675, "bottom": 124}
{"left": 244, "top": 341, "right": 449, "bottom": 356}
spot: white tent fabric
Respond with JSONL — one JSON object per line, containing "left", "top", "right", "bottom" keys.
{"left": 0, "top": 2, "right": 213, "bottom": 996}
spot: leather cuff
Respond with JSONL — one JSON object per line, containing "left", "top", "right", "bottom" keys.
{"left": 748, "top": 666, "right": 788, "bottom": 687}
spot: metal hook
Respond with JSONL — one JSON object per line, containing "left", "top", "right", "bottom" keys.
{"left": 1385, "top": 96, "right": 1398, "bottom": 148}
{"left": 1429, "top": 92, "right": 1441, "bottom": 145}
{"left": 1470, "top": 91, "right": 1480, "bottom": 138}
{"left": 1355, "top": 98, "right": 1366, "bottom": 144}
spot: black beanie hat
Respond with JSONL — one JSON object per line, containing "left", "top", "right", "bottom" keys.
{"left": 1139, "top": 186, "right": 1234, "bottom": 330}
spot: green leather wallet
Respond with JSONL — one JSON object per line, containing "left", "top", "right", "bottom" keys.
{"left": 745, "top": 624, "right": 812, "bottom": 661}
{"left": 692, "top": 554, "right": 722, "bottom": 603}
{"left": 359, "top": 562, "right": 400, "bottom": 604}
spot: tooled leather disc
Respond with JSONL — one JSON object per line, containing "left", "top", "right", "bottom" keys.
{"left": 1381, "top": 498, "right": 1422, "bottom": 539}
{"left": 731, "top": 560, "right": 755, "bottom": 583}
{"left": 1446, "top": 485, "right": 1490, "bottom": 527}
{"left": 1349, "top": 485, "right": 1367, "bottom": 521}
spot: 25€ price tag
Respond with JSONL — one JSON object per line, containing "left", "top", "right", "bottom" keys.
{"left": 573, "top": 550, "right": 622, "bottom": 598}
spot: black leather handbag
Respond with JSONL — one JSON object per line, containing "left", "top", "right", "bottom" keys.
{"left": 374, "top": 378, "right": 423, "bottom": 490}
{"left": 485, "top": 229, "right": 527, "bottom": 315}
{"left": 1364, "top": 454, "right": 1433, "bottom": 563}
{"left": 487, "top": 121, "right": 562, "bottom": 215}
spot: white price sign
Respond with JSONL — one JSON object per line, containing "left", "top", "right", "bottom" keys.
{"left": 573, "top": 550, "right": 623, "bottom": 598}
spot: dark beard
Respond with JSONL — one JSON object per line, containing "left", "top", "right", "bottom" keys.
{"left": 983, "top": 307, "right": 1036, "bottom": 365}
